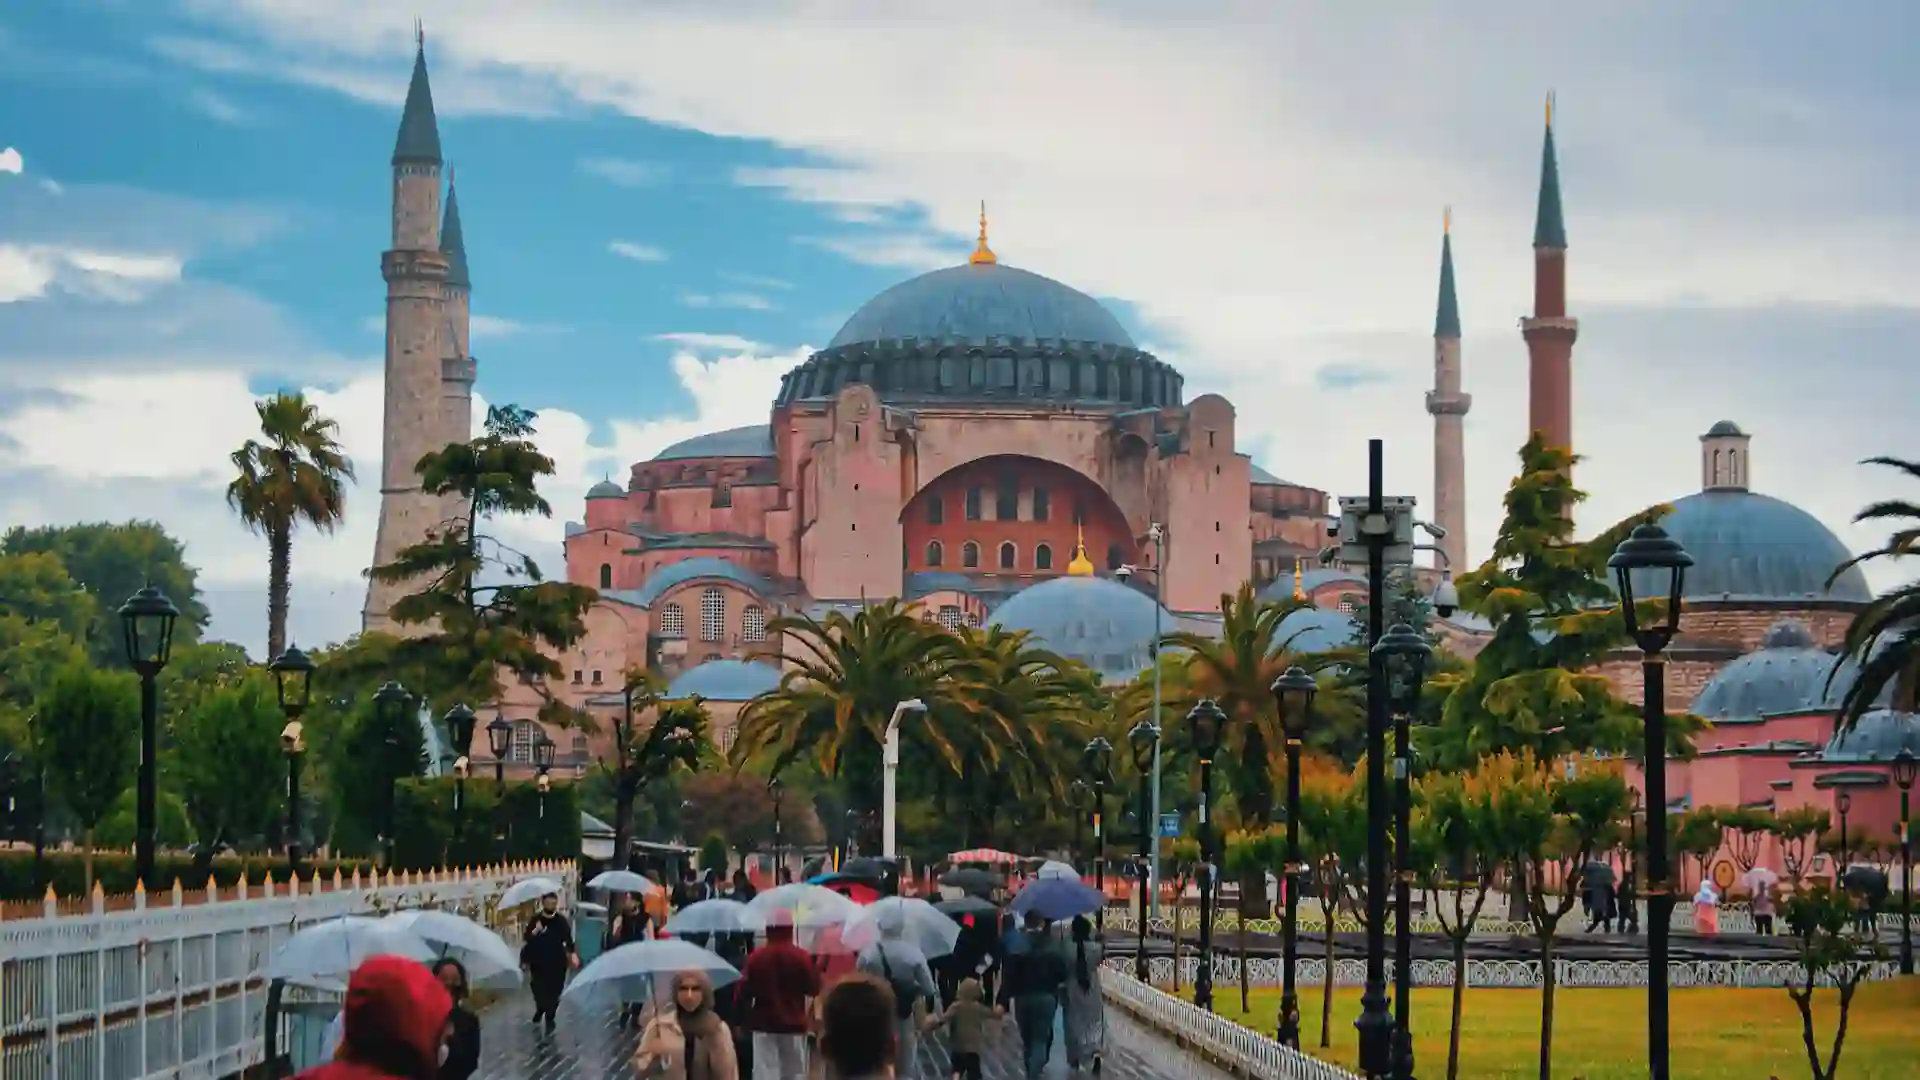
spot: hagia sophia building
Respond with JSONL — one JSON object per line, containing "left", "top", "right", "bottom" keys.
{"left": 361, "top": 41, "right": 1917, "bottom": 863}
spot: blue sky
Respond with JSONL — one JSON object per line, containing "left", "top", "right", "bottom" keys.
{"left": 2, "top": 1, "right": 1917, "bottom": 657}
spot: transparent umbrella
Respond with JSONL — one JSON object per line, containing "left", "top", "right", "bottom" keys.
{"left": 667, "top": 899, "right": 766, "bottom": 937}
{"left": 381, "top": 910, "right": 522, "bottom": 987}
{"left": 586, "top": 870, "right": 655, "bottom": 894}
{"left": 561, "top": 939, "right": 740, "bottom": 1008}
{"left": 267, "top": 916, "right": 436, "bottom": 988}
{"left": 748, "top": 883, "right": 860, "bottom": 930}
{"left": 842, "top": 897, "right": 961, "bottom": 958}
{"left": 498, "top": 876, "right": 565, "bottom": 910}
{"left": 1037, "top": 860, "right": 1080, "bottom": 881}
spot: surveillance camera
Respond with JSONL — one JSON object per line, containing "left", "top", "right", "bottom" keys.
{"left": 1431, "top": 575, "right": 1460, "bottom": 619}
{"left": 453, "top": 756, "right": 470, "bottom": 778}
{"left": 1115, "top": 564, "right": 1135, "bottom": 582}
{"left": 1317, "top": 547, "right": 1338, "bottom": 567}
{"left": 1148, "top": 522, "right": 1165, "bottom": 541}
{"left": 1418, "top": 520, "right": 1448, "bottom": 541}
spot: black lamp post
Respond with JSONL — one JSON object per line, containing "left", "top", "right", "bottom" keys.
{"left": 442, "top": 704, "right": 477, "bottom": 859}
{"left": 118, "top": 585, "right": 180, "bottom": 890}
{"left": 1187, "top": 697, "right": 1228, "bottom": 1011}
{"left": 534, "top": 733, "right": 556, "bottom": 834}
{"left": 1374, "top": 622, "right": 1431, "bottom": 1080}
{"left": 769, "top": 775, "right": 785, "bottom": 879}
{"left": 1271, "top": 665, "right": 1317, "bottom": 1048}
{"left": 1087, "top": 736, "right": 1114, "bottom": 932}
{"left": 1609, "top": 520, "right": 1693, "bottom": 1080}
{"left": 1128, "top": 720, "right": 1159, "bottom": 982}
{"left": 0, "top": 752, "right": 18, "bottom": 846}
{"left": 1893, "top": 749, "right": 1917, "bottom": 974}
{"left": 486, "top": 713, "right": 512, "bottom": 862}
{"left": 372, "top": 681, "right": 411, "bottom": 869}
{"left": 268, "top": 645, "right": 314, "bottom": 877}
{"left": 1834, "top": 790, "right": 1852, "bottom": 870}
{"left": 1628, "top": 787, "right": 1644, "bottom": 934}
{"left": 1070, "top": 779, "right": 1089, "bottom": 867}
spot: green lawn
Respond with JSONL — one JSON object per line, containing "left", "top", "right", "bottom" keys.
{"left": 1200, "top": 979, "right": 1919, "bottom": 1079}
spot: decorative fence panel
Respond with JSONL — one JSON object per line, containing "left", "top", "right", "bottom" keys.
{"left": 0, "top": 861, "right": 572, "bottom": 1080}
{"left": 1102, "top": 902, "right": 1908, "bottom": 938}
{"left": 1114, "top": 955, "right": 1900, "bottom": 990}
{"left": 1100, "top": 966, "right": 1361, "bottom": 1080}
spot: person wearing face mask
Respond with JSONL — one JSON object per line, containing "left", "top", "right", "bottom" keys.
{"left": 520, "top": 891, "right": 579, "bottom": 1035}
{"left": 431, "top": 959, "right": 481, "bottom": 1080}
{"left": 296, "top": 956, "right": 452, "bottom": 1080}
{"left": 635, "top": 969, "right": 740, "bottom": 1080}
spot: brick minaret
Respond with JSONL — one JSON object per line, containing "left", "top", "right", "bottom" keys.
{"left": 1426, "top": 209, "right": 1470, "bottom": 573}
{"left": 1521, "top": 94, "right": 1577, "bottom": 462}
{"left": 439, "top": 176, "right": 476, "bottom": 459}
{"left": 364, "top": 34, "right": 452, "bottom": 634}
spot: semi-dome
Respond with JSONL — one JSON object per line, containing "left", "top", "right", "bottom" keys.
{"left": 1272, "top": 607, "right": 1359, "bottom": 655}
{"left": 1630, "top": 490, "right": 1871, "bottom": 603}
{"left": 651, "top": 425, "right": 775, "bottom": 461}
{"left": 987, "top": 576, "right": 1175, "bottom": 682}
{"left": 587, "top": 479, "right": 625, "bottom": 499}
{"left": 665, "top": 659, "right": 783, "bottom": 702}
{"left": 1821, "top": 709, "right": 1920, "bottom": 762}
{"left": 828, "top": 263, "right": 1136, "bottom": 350}
{"left": 1690, "top": 619, "right": 1870, "bottom": 720}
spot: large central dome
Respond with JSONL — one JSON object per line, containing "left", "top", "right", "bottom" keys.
{"left": 827, "top": 263, "right": 1137, "bottom": 350}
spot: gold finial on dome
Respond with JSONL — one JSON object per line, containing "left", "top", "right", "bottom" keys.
{"left": 1066, "top": 526, "right": 1095, "bottom": 577}
{"left": 1293, "top": 557, "right": 1306, "bottom": 601}
{"left": 969, "top": 200, "right": 997, "bottom": 265}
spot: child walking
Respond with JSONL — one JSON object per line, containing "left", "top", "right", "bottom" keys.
{"left": 923, "top": 977, "right": 1004, "bottom": 1080}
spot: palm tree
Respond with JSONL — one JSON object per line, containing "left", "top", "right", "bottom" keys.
{"left": 225, "top": 393, "right": 354, "bottom": 659}
{"left": 1829, "top": 456, "right": 1920, "bottom": 721}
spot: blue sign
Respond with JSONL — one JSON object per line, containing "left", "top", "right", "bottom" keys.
{"left": 1158, "top": 813, "right": 1181, "bottom": 838}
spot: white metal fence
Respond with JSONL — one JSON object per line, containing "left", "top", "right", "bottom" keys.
{"left": 0, "top": 861, "right": 572, "bottom": 1080}
{"left": 1124, "top": 954, "right": 1901, "bottom": 989}
{"left": 1103, "top": 901, "right": 1912, "bottom": 938}
{"left": 1100, "top": 964, "right": 1361, "bottom": 1080}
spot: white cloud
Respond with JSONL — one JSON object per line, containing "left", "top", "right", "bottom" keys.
{"left": 0, "top": 244, "right": 184, "bottom": 304}
{"left": 653, "top": 332, "right": 766, "bottom": 352}
{"left": 680, "top": 292, "right": 773, "bottom": 311}
{"left": 185, "top": 87, "right": 254, "bottom": 124}
{"left": 607, "top": 239, "right": 668, "bottom": 263}
{"left": 0, "top": 147, "right": 21, "bottom": 174}
{"left": 719, "top": 272, "right": 792, "bottom": 291}
{"left": 579, "top": 157, "right": 667, "bottom": 187}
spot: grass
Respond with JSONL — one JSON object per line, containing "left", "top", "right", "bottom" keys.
{"left": 1200, "top": 978, "right": 1920, "bottom": 1079}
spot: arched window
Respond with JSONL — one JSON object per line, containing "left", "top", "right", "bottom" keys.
{"left": 1106, "top": 544, "right": 1125, "bottom": 571}
{"left": 965, "top": 487, "right": 983, "bottom": 521}
{"left": 999, "top": 542, "right": 1017, "bottom": 570}
{"left": 510, "top": 720, "right": 538, "bottom": 763}
{"left": 700, "top": 587, "right": 726, "bottom": 643}
{"left": 927, "top": 496, "right": 945, "bottom": 525}
{"left": 926, "top": 540, "right": 944, "bottom": 568}
{"left": 742, "top": 605, "right": 767, "bottom": 643}
{"left": 598, "top": 563, "right": 612, "bottom": 589}
{"left": 1035, "top": 543, "right": 1054, "bottom": 571}
{"left": 659, "top": 602, "right": 685, "bottom": 639}
{"left": 962, "top": 541, "right": 980, "bottom": 569}
{"left": 570, "top": 734, "right": 588, "bottom": 760}
{"left": 1032, "top": 487, "right": 1050, "bottom": 522}
{"left": 939, "top": 605, "right": 964, "bottom": 632}
{"left": 995, "top": 479, "right": 1018, "bottom": 521}
{"left": 966, "top": 611, "right": 982, "bottom": 628}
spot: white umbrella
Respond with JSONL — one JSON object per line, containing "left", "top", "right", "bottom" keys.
{"left": 666, "top": 899, "right": 766, "bottom": 937}
{"left": 586, "top": 870, "right": 655, "bottom": 894}
{"left": 1037, "top": 860, "right": 1080, "bottom": 881}
{"left": 842, "top": 897, "right": 962, "bottom": 959}
{"left": 267, "top": 916, "right": 436, "bottom": 987}
{"left": 381, "top": 910, "right": 522, "bottom": 987}
{"left": 498, "top": 876, "right": 565, "bottom": 910}
{"left": 561, "top": 939, "right": 740, "bottom": 1007}
{"left": 748, "top": 883, "right": 860, "bottom": 930}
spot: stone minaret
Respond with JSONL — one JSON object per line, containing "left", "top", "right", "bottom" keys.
{"left": 1426, "top": 210, "right": 1471, "bottom": 573}
{"left": 364, "top": 35, "right": 451, "bottom": 634}
{"left": 439, "top": 177, "right": 476, "bottom": 454}
{"left": 1522, "top": 94, "right": 1577, "bottom": 463}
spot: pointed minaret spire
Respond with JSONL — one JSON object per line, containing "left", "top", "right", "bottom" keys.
{"left": 1522, "top": 91, "right": 1579, "bottom": 489}
{"left": 441, "top": 173, "right": 470, "bottom": 289}
{"left": 1428, "top": 207, "right": 1471, "bottom": 574}
{"left": 392, "top": 30, "right": 443, "bottom": 166}
{"left": 1534, "top": 92, "right": 1567, "bottom": 250}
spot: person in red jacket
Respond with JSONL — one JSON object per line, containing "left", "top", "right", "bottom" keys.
{"left": 735, "top": 911, "right": 821, "bottom": 1080}
{"left": 298, "top": 955, "right": 453, "bottom": 1080}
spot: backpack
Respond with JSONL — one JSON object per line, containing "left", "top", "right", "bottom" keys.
{"left": 876, "top": 949, "right": 918, "bottom": 1020}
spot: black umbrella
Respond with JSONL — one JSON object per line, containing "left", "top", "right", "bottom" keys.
{"left": 935, "top": 896, "right": 1001, "bottom": 919}
{"left": 939, "top": 868, "right": 1004, "bottom": 893}
{"left": 839, "top": 856, "right": 891, "bottom": 881}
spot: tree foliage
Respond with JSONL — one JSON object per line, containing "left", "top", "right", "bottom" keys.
{"left": 602, "top": 670, "right": 708, "bottom": 865}
{"left": 1826, "top": 455, "right": 1920, "bottom": 722}
{"left": 37, "top": 662, "right": 139, "bottom": 885}
{"left": 1781, "top": 882, "right": 1884, "bottom": 1080}
{"left": 166, "top": 674, "right": 287, "bottom": 861}
{"left": 2, "top": 522, "right": 210, "bottom": 667}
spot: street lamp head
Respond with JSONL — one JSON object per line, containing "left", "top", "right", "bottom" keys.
{"left": 1835, "top": 790, "right": 1853, "bottom": 816}
{"left": 533, "top": 733, "right": 556, "bottom": 773}
{"left": 537, "top": 773, "right": 552, "bottom": 794}
{"left": 1126, "top": 720, "right": 1160, "bottom": 771}
{"left": 1186, "top": 698, "right": 1228, "bottom": 761}
{"left": 117, "top": 585, "right": 180, "bottom": 675}
{"left": 486, "top": 713, "right": 513, "bottom": 759}
{"left": 441, "top": 704, "right": 478, "bottom": 760}
{"left": 372, "top": 681, "right": 410, "bottom": 727}
{"left": 1608, "top": 522, "right": 1694, "bottom": 651}
{"left": 1893, "top": 749, "right": 1919, "bottom": 792}
{"left": 453, "top": 756, "right": 470, "bottom": 778}
{"left": 1371, "top": 622, "right": 1432, "bottom": 716}
{"left": 267, "top": 644, "right": 316, "bottom": 717}
{"left": 1270, "top": 666, "right": 1318, "bottom": 738}
{"left": 280, "top": 720, "right": 305, "bottom": 756}
{"left": 1430, "top": 574, "right": 1459, "bottom": 619}
{"left": 1084, "top": 737, "right": 1114, "bottom": 784}
{"left": 1148, "top": 522, "right": 1165, "bottom": 543}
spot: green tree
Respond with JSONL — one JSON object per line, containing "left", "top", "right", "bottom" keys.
{"left": 1671, "top": 806, "right": 1726, "bottom": 894}
{"left": 37, "top": 662, "right": 139, "bottom": 886}
{"left": 1295, "top": 759, "right": 1366, "bottom": 1048}
{"left": 1781, "top": 882, "right": 1884, "bottom": 1080}
{"left": 326, "top": 694, "right": 428, "bottom": 860}
{"left": 602, "top": 670, "right": 707, "bottom": 866}
{"left": 1774, "top": 806, "right": 1830, "bottom": 884}
{"left": 1344, "top": 572, "right": 1435, "bottom": 645}
{"left": 362, "top": 404, "right": 598, "bottom": 722}
{"left": 1420, "top": 436, "right": 1695, "bottom": 773}
{"left": 2, "top": 522, "right": 210, "bottom": 667}
{"left": 1414, "top": 763, "right": 1502, "bottom": 1080}
{"left": 225, "top": 391, "right": 355, "bottom": 660}
{"left": 1826, "top": 456, "right": 1920, "bottom": 722}
{"left": 168, "top": 675, "right": 286, "bottom": 873}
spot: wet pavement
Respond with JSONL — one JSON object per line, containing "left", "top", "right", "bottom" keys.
{"left": 470, "top": 987, "right": 1231, "bottom": 1080}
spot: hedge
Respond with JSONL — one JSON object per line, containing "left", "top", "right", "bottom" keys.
{"left": 390, "top": 776, "right": 580, "bottom": 873}
{"left": 0, "top": 849, "right": 376, "bottom": 902}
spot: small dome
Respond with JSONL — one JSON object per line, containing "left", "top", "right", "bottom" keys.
{"left": 829, "top": 263, "right": 1136, "bottom": 350}
{"left": 1705, "top": 420, "right": 1746, "bottom": 437}
{"left": 651, "top": 425, "right": 775, "bottom": 461}
{"left": 1257, "top": 569, "right": 1366, "bottom": 605}
{"left": 587, "top": 480, "right": 625, "bottom": 499}
{"left": 1628, "top": 490, "right": 1871, "bottom": 603}
{"left": 1272, "top": 607, "right": 1359, "bottom": 655}
{"left": 1690, "top": 621, "right": 1876, "bottom": 721}
{"left": 608, "top": 557, "right": 774, "bottom": 609}
{"left": 1821, "top": 710, "right": 1920, "bottom": 762}
{"left": 665, "top": 659, "right": 783, "bottom": 702}
{"left": 987, "top": 576, "right": 1174, "bottom": 682}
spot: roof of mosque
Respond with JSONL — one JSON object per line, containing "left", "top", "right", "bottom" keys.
{"left": 827, "top": 262, "right": 1136, "bottom": 351}
{"left": 600, "top": 557, "right": 774, "bottom": 609}
{"left": 986, "top": 575, "right": 1175, "bottom": 683}
{"left": 1690, "top": 620, "right": 1879, "bottom": 721}
{"left": 1628, "top": 490, "right": 1871, "bottom": 603}
{"left": 1820, "top": 709, "right": 1920, "bottom": 763}
{"left": 650, "top": 425, "right": 776, "bottom": 461}
{"left": 664, "top": 659, "right": 784, "bottom": 702}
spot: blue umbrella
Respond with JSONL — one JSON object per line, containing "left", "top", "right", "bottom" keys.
{"left": 1009, "top": 877, "right": 1104, "bottom": 921}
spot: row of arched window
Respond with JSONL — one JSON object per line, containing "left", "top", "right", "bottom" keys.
{"left": 657, "top": 587, "right": 768, "bottom": 643}
{"left": 506, "top": 720, "right": 589, "bottom": 765}
{"left": 923, "top": 539, "right": 1126, "bottom": 572}
{"left": 926, "top": 485, "right": 1088, "bottom": 525}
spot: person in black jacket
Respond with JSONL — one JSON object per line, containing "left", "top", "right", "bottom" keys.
{"left": 519, "top": 892, "right": 578, "bottom": 1035}
{"left": 998, "top": 913, "right": 1068, "bottom": 1080}
{"left": 603, "top": 891, "right": 653, "bottom": 1028}
{"left": 431, "top": 959, "right": 480, "bottom": 1080}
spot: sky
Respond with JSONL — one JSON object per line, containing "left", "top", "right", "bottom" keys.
{"left": 2, "top": 1, "right": 1917, "bottom": 659}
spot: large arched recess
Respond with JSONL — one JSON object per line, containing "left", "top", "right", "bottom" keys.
{"left": 900, "top": 455, "right": 1137, "bottom": 578}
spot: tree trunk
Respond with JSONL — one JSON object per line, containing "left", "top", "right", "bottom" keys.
{"left": 1536, "top": 931, "right": 1556, "bottom": 1080}
{"left": 612, "top": 777, "right": 635, "bottom": 874}
{"left": 267, "top": 523, "right": 292, "bottom": 661}
{"left": 1447, "top": 933, "right": 1467, "bottom": 1080}
{"left": 1239, "top": 865, "right": 1273, "bottom": 918}
{"left": 83, "top": 827, "right": 95, "bottom": 892}
{"left": 1320, "top": 884, "right": 1338, "bottom": 1047}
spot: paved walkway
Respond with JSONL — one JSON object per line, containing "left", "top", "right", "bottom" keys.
{"left": 470, "top": 989, "right": 1230, "bottom": 1080}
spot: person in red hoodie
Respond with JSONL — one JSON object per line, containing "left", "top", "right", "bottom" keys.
{"left": 735, "top": 911, "right": 821, "bottom": 1080}
{"left": 299, "top": 955, "right": 453, "bottom": 1080}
